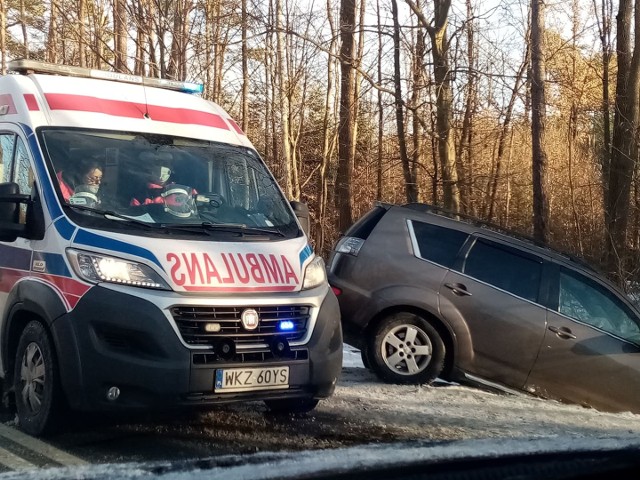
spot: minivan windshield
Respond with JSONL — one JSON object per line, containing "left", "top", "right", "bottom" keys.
{"left": 39, "top": 128, "right": 299, "bottom": 238}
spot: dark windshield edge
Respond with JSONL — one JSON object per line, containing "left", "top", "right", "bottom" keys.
{"left": 161, "top": 222, "right": 286, "bottom": 237}
{"left": 64, "top": 204, "right": 160, "bottom": 229}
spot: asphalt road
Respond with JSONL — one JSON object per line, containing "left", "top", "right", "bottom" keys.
{"left": 0, "top": 353, "right": 639, "bottom": 474}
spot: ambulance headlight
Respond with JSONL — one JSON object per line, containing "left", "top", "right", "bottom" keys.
{"left": 302, "top": 256, "right": 326, "bottom": 290}
{"left": 67, "top": 250, "right": 170, "bottom": 290}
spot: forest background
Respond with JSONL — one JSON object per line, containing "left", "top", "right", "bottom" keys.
{"left": 2, "top": 0, "right": 639, "bottom": 287}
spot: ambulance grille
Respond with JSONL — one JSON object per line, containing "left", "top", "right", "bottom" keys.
{"left": 171, "top": 305, "right": 311, "bottom": 346}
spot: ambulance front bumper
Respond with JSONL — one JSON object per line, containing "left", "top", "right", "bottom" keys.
{"left": 51, "top": 285, "right": 342, "bottom": 411}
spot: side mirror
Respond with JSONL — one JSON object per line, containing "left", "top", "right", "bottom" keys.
{"left": 0, "top": 182, "right": 28, "bottom": 242}
{"left": 290, "top": 200, "right": 310, "bottom": 236}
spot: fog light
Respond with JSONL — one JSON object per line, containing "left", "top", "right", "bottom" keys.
{"left": 106, "top": 386, "right": 120, "bottom": 401}
{"left": 204, "top": 323, "right": 221, "bottom": 333}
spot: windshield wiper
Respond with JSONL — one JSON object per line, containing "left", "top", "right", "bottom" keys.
{"left": 64, "top": 204, "right": 160, "bottom": 229}
{"left": 163, "top": 222, "right": 286, "bottom": 237}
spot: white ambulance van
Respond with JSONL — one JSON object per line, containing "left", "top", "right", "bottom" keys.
{"left": 0, "top": 60, "right": 342, "bottom": 435}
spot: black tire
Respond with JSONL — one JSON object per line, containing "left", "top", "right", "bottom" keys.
{"left": 264, "top": 397, "right": 319, "bottom": 414}
{"left": 14, "top": 321, "right": 64, "bottom": 436}
{"left": 368, "top": 312, "right": 445, "bottom": 385}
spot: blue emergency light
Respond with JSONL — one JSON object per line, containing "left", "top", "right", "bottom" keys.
{"left": 278, "top": 320, "right": 295, "bottom": 331}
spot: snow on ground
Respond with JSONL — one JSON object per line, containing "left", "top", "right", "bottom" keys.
{"left": 1, "top": 345, "right": 640, "bottom": 479}
{"left": 333, "top": 344, "right": 640, "bottom": 441}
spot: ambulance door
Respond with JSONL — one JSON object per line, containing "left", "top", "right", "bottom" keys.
{"left": 0, "top": 130, "right": 45, "bottom": 374}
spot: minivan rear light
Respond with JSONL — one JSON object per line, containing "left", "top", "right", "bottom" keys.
{"left": 335, "top": 236, "right": 365, "bottom": 256}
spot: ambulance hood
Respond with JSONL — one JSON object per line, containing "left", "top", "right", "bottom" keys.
{"left": 70, "top": 229, "right": 313, "bottom": 293}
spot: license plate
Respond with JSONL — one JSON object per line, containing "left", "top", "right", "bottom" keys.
{"left": 214, "top": 366, "right": 289, "bottom": 392}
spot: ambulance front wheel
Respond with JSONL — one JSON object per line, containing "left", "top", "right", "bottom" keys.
{"left": 14, "top": 321, "right": 64, "bottom": 436}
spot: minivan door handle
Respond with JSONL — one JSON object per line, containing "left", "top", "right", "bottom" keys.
{"left": 548, "top": 325, "right": 577, "bottom": 340}
{"left": 444, "top": 283, "right": 472, "bottom": 297}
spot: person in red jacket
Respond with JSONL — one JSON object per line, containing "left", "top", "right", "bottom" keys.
{"left": 131, "top": 157, "right": 197, "bottom": 218}
{"left": 57, "top": 161, "right": 103, "bottom": 203}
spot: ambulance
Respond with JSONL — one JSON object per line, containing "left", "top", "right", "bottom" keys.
{"left": 0, "top": 60, "right": 342, "bottom": 435}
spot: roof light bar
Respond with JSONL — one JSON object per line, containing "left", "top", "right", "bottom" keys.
{"left": 7, "top": 59, "right": 204, "bottom": 94}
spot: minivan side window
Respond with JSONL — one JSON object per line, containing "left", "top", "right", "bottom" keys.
{"left": 463, "top": 239, "right": 542, "bottom": 303}
{"left": 558, "top": 267, "right": 640, "bottom": 343}
{"left": 409, "top": 220, "right": 469, "bottom": 268}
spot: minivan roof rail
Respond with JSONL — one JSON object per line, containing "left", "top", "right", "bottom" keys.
{"left": 7, "top": 59, "right": 204, "bottom": 94}
{"left": 403, "top": 202, "right": 596, "bottom": 272}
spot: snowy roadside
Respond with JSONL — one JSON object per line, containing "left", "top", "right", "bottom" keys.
{"left": 2, "top": 345, "right": 639, "bottom": 480}
{"left": 334, "top": 344, "right": 640, "bottom": 441}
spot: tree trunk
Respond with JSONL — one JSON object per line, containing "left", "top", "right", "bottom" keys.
{"left": 606, "top": 0, "right": 640, "bottom": 278}
{"left": 47, "top": 0, "right": 58, "bottom": 63}
{"left": 275, "top": 0, "right": 293, "bottom": 199}
{"left": 114, "top": 0, "right": 127, "bottom": 71}
{"left": 78, "top": 0, "right": 86, "bottom": 67}
{"left": 392, "top": 0, "right": 416, "bottom": 203}
{"left": 316, "top": 0, "right": 339, "bottom": 250}
{"left": 241, "top": 0, "right": 249, "bottom": 132}
{"left": 0, "top": 0, "right": 5, "bottom": 74}
{"left": 530, "top": 0, "right": 550, "bottom": 242}
{"left": 376, "top": 0, "right": 384, "bottom": 201}
{"left": 20, "top": 0, "right": 28, "bottom": 59}
{"left": 407, "top": 0, "right": 459, "bottom": 211}
{"left": 458, "top": 0, "right": 475, "bottom": 213}
{"left": 336, "top": 0, "right": 357, "bottom": 232}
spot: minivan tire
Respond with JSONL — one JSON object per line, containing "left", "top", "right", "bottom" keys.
{"left": 369, "top": 312, "right": 445, "bottom": 385}
{"left": 14, "top": 321, "right": 63, "bottom": 436}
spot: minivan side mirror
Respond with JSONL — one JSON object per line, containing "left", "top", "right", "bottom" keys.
{"left": 290, "top": 200, "right": 310, "bottom": 236}
{"left": 0, "top": 182, "right": 28, "bottom": 242}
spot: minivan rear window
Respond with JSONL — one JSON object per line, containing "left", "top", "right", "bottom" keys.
{"left": 409, "top": 220, "right": 469, "bottom": 268}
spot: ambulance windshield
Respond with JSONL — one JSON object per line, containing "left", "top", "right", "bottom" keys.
{"left": 39, "top": 128, "right": 300, "bottom": 237}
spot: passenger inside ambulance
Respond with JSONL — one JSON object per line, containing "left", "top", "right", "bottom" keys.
{"left": 57, "top": 158, "right": 104, "bottom": 208}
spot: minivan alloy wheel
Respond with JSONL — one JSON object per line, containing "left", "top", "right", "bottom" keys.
{"left": 369, "top": 312, "right": 446, "bottom": 385}
{"left": 381, "top": 324, "right": 433, "bottom": 375}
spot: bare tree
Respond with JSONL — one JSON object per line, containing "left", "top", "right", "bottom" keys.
{"left": 530, "top": 0, "right": 549, "bottom": 242}
{"left": 391, "top": 0, "right": 416, "bottom": 203}
{"left": 606, "top": 0, "right": 640, "bottom": 277}
{"left": 113, "top": 0, "right": 127, "bottom": 71}
{"left": 407, "top": 0, "right": 460, "bottom": 211}
{"left": 336, "top": 0, "right": 357, "bottom": 231}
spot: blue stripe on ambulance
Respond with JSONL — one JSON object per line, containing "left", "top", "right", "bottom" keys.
{"left": 73, "top": 229, "right": 162, "bottom": 269}
{"left": 0, "top": 244, "right": 31, "bottom": 270}
{"left": 54, "top": 217, "right": 76, "bottom": 240}
{"left": 299, "top": 244, "right": 312, "bottom": 267}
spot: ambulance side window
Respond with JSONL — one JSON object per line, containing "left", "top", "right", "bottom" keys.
{"left": 0, "top": 133, "right": 16, "bottom": 183}
{"left": 13, "top": 138, "right": 34, "bottom": 223}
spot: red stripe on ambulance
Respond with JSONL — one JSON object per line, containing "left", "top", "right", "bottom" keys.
{"left": 226, "top": 118, "right": 245, "bottom": 136}
{"left": 23, "top": 94, "right": 39, "bottom": 111}
{"left": 43, "top": 93, "right": 230, "bottom": 130}
{"left": 167, "top": 252, "right": 299, "bottom": 289}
